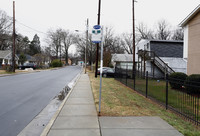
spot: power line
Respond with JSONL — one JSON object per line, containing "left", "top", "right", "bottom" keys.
{"left": 8, "top": 18, "right": 48, "bottom": 35}
{"left": 15, "top": 20, "right": 48, "bottom": 35}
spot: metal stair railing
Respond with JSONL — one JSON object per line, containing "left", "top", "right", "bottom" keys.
{"left": 154, "top": 53, "right": 175, "bottom": 74}
{"left": 143, "top": 51, "right": 175, "bottom": 75}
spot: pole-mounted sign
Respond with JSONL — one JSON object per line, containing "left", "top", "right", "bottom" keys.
{"left": 92, "top": 25, "right": 102, "bottom": 43}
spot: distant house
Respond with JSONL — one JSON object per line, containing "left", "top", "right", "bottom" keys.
{"left": 111, "top": 54, "right": 135, "bottom": 70}
{"left": 136, "top": 39, "right": 186, "bottom": 78}
{"left": 17, "top": 54, "right": 36, "bottom": 65}
{"left": 180, "top": 4, "right": 200, "bottom": 75}
{"left": 0, "top": 50, "right": 19, "bottom": 68}
{"left": 25, "top": 54, "right": 36, "bottom": 64}
{"left": 61, "top": 58, "right": 72, "bottom": 65}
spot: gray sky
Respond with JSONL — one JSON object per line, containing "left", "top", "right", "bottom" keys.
{"left": 0, "top": 0, "right": 200, "bottom": 51}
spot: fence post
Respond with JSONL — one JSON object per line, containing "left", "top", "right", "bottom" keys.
{"left": 133, "top": 68, "right": 136, "bottom": 90}
{"left": 120, "top": 66, "right": 122, "bottom": 82}
{"left": 126, "top": 64, "right": 128, "bottom": 86}
{"left": 166, "top": 73, "right": 169, "bottom": 110}
{"left": 197, "top": 94, "right": 199, "bottom": 126}
{"left": 146, "top": 71, "right": 148, "bottom": 98}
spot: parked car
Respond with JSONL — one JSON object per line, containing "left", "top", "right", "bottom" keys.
{"left": 98, "top": 67, "right": 108, "bottom": 74}
{"left": 18, "top": 63, "right": 36, "bottom": 70}
{"left": 97, "top": 67, "right": 115, "bottom": 77}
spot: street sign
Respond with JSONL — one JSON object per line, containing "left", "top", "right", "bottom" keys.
{"left": 92, "top": 25, "right": 102, "bottom": 43}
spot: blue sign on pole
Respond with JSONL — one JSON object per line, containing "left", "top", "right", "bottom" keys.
{"left": 93, "top": 25, "right": 101, "bottom": 29}
{"left": 92, "top": 25, "right": 102, "bottom": 43}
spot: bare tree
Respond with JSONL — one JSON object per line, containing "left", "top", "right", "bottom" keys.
{"left": 155, "top": 19, "right": 171, "bottom": 40}
{"left": 61, "top": 29, "right": 74, "bottom": 65}
{"left": 46, "top": 29, "right": 62, "bottom": 59}
{"left": 171, "top": 28, "right": 184, "bottom": 40}
{"left": 15, "top": 34, "right": 25, "bottom": 54}
{"left": 0, "top": 10, "right": 12, "bottom": 50}
{"left": 42, "top": 46, "right": 52, "bottom": 64}
{"left": 103, "top": 26, "right": 115, "bottom": 49}
{"left": 87, "top": 34, "right": 96, "bottom": 65}
{"left": 111, "top": 36, "right": 125, "bottom": 54}
{"left": 73, "top": 33, "right": 85, "bottom": 60}
{"left": 136, "top": 22, "right": 154, "bottom": 42}
{"left": 121, "top": 33, "right": 133, "bottom": 54}
{"left": 73, "top": 32, "right": 96, "bottom": 64}
{"left": 103, "top": 26, "right": 124, "bottom": 66}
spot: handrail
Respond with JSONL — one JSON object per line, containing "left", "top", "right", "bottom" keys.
{"left": 153, "top": 52, "right": 175, "bottom": 74}
{"left": 138, "top": 50, "right": 175, "bottom": 74}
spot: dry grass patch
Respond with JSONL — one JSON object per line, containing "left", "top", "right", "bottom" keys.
{"left": 0, "top": 70, "right": 6, "bottom": 74}
{"left": 88, "top": 71, "right": 200, "bottom": 136}
{"left": 89, "top": 72, "right": 160, "bottom": 116}
{"left": 0, "top": 69, "right": 33, "bottom": 75}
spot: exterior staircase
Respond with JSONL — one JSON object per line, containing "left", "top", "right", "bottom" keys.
{"left": 153, "top": 53, "right": 175, "bottom": 75}
{"left": 138, "top": 50, "right": 175, "bottom": 76}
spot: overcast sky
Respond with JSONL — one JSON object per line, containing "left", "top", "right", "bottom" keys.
{"left": 0, "top": 0, "right": 200, "bottom": 52}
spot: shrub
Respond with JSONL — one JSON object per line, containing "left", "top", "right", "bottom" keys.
{"left": 50, "top": 59, "right": 62, "bottom": 67}
{"left": 19, "top": 53, "right": 27, "bottom": 65}
{"left": 169, "top": 72, "right": 188, "bottom": 89}
{"left": 2, "top": 65, "right": 12, "bottom": 72}
{"left": 185, "top": 74, "right": 200, "bottom": 94}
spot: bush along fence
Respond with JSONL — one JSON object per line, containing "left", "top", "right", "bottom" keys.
{"left": 115, "top": 66, "right": 200, "bottom": 126}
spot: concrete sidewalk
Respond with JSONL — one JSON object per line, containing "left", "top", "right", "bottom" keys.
{"left": 43, "top": 73, "right": 183, "bottom": 136}
{"left": 46, "top": 73, "right": 101, "bottom": 136}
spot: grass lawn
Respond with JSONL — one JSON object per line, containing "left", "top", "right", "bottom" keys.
{"left": 88, "top": 71, "right": 200, "bottom": 136}
{"left": 132, "top": 77, "right": 200, "bottom": 120}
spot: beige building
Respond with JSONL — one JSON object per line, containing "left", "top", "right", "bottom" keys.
{"left": 180, "top": 4, "right": 200, "bottom": 75}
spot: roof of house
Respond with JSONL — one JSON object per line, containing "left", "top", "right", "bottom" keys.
{"left": 179, "top": 4, "right": 200, "bottom": 27}
{"left": 0, "top": 50, "right": 19, "bottom": 60}
{"left": 17, "top": 54, "right": 36, "bottom": 62}
{"left": 150, "top": 40, "right": 183, "bottom": 58}
{"left": 0, "top": 50, "right": 11, "bottom": 59}
{"left": 137, "top": 39, "right": 183, "bottom": 58}
{"left": 25, "top": 54, "right": 36, "bottom": 62}
{"left": 112, "top": 54, "right": 133, "bottom": 62}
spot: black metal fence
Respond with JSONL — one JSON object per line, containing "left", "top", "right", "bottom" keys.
{"left": 115, "top": 66, "right": 200, "bottom": 126}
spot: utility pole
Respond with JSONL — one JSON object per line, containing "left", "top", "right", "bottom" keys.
{"left": 85, "top": 18, "right": 89, "bottom": 74}
{"left": 95, "top": 0, "right": 101, "bottom": 78}
{"left": 12, "top": 1, "right": 16, "bottom": 72}
{"left": 132, "top": 0, "right": 136, "bottom": 74}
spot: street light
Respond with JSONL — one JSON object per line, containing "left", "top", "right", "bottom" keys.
{"left": 85, "top": 19, "right": 89, "bottom": 74}
{"left": 75, "top": 19, "right": 89, "bottom": 74}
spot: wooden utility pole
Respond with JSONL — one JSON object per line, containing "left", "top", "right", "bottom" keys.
{"left": 132, "top": 0, "right": 136, "bottom": 75}
{"left": 95, "top": 0, "right": 101, "bottom": 78}
{"left": 12, "top": 1, "right": 16, "bottom": 72}
{"left": 132, "top": 0, "right": 136, "bottom": 71}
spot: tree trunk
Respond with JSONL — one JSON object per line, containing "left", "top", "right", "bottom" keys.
{"left": 65, "top": 49, "right": 68, "bottom": 65}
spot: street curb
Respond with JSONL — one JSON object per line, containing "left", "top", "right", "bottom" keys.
{"left": 40, "top": 72, "right": 82, "bottom": 136}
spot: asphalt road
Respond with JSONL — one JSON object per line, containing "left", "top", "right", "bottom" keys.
{"left": 0, "top": 66, "right": 82, "bottom": 136}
